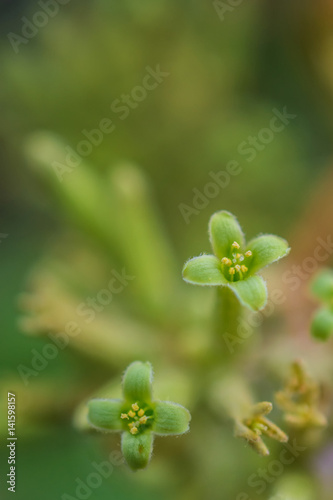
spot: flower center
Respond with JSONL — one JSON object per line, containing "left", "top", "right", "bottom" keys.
{"left": 221, "top": 241, "right": 252, "bottom": 282}
{"left": 120, "top": 402, "right": 153, "bottom": 435}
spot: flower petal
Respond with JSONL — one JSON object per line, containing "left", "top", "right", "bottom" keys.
{"left": 182, "top": 255, "right": 227, "bottom": 286}
{"left": 209, "top": 211, "right": 245, "bottom": 260}
{"left": 152, "top": 401, "right": 191, "bottom": 436}
{"left": 121, "top": 431, "right": 154, "bottom": 470}
{"left": 229, "top": 275, "right": 267, "bottom": 311}
{"left": 245, "top": 235, "right": 290, "bottom": 274}
{"left": 123, "top": 361, "right": 153, "bottom": 403}
{"left": 311, "top": 307, "right": 333, "bottom": 341}
{"left": 87, "top": 399, "right": 123, "bottom": 431}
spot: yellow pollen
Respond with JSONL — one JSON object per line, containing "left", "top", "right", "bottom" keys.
{"left": 245, "top": 251, "right": 252, "bottom": 257}
{"left": 138, "top": 409, "right": 145, "bottom": 417}
{"left": 139, "top": 416, "right": 148, "bottom": 424}
{"left": 235, "top": 265, "right": 241, "bottom": 272}
{"left": 229, "top": 267, "right": 235, "bottom": 275}
{"left": 222, "top": 257, "right": 232, "bottom": 266}
{"left": 232, "top": 241, "right": 240, "bottom": 249}
{"left": 121, "top": 413, "right": 129, "bottom": 419}
{"left": 130, "top": 427, "right": 138, "bottom": 435}
{"left": 132, "top": 403, "right": 139, "bottom": 411}
{"left": 241, "top": 265, "right": 248, "bottom": 273}
{"left": 236, "top": 253, "right": 242, "bottom": 259}
{"left": 128, "top": 410, "right": 135, "bottom": 418}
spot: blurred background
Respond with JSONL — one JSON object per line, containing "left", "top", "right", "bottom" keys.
{"left": 1, "top": 1, "right": 333, "bottom": 499}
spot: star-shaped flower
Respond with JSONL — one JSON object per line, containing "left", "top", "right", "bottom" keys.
{"left": 182, "top": 210, "right": 290, "bottom": 311}
{"left": 87, "top": 361, "right": 191, "bottom": 470}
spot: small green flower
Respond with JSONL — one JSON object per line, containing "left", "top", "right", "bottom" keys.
{"left": 310, "top": 268, "right": 333, "bottom": 341}
{"left": 87, "top": 361, "right": 191, "bottom": 470}
{"left": 182, "top": 210, "right": 290, "bottom": 311}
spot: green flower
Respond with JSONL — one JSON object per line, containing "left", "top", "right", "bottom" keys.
{"left": 182, "top": 210, "right": 290, "bottom": 311}
{"left": 87, "top": 361, "right": 191, "bottom": 470}
{"left": 310, "top": 269, "right": 333, "bottom": 341}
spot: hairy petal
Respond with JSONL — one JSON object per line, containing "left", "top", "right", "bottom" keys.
{"left": 87, "top": 399, "right": 123, "bottom": 431}
{"left": 209, "top": 211, "right": 245, "bottom": 260}
{"left": 153, "top": 401, "right": 191, "bottom": 436}
{"left": 182, "top": 255, "right": 227, "bottom": 286}
{"left": 121, "top": 431, "right": 154, "bottom": 470}
{"left": 246, "top": 235, "right": 290, "bottom": 274}
{"left": 123, "top": 361, "right": 153, "bottom": 403}
{"left": 229, "top": 275, "right": 267, "bottom": 311}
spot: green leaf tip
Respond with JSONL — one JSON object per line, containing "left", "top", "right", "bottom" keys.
{"left": 183, "top": 210, "right": 290, "bottom": 311}
{"left": 87, "top": 361, "right": 191, "bottom": 470}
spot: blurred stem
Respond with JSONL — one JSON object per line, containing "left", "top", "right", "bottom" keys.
{"left": 24, "top": 133, "right": 178, "bottom": 321}
{"left": 108, "top": 164, "right": 178, "bottom": 320}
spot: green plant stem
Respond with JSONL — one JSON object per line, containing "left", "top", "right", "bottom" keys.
{"left": 214, "top": 286, "right": 242, "bottom": 357}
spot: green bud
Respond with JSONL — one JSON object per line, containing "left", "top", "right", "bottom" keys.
{"left": 311, "top": 268, "right": 333, "bottom": 303}
{"left": 311, "top": 307, "right": 333, "bottom": 341}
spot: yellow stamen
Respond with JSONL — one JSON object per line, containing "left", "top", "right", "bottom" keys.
{"left": 232, "top": 241, "right": 240, "bottom": 249}
{"left": 222, "top": 257, "right": 232, "bottom": 266}
{"left": 132, "top": 403, "right": 139, "bottom": 411}
{"left": 236, "top": 253, "right": 242, "bottom": 259}
{"left": 130, "top": 427, "right": 138, "bottom": 435}
{"left": 121, "top": 413, "right": 129, "bottom": 419}
{"left": 229, "top": 267, "right": 235, "bottom": 275}
{"left": 245, "top": 251, "right": 252, "bottom": 257}
{"left": 139, "top": 416, "right": 148, "bottom": 424}
{"left": 138, "top": 409, "right": 145, "bottom": 417}
{"left": 128, "top": 410, "right": 135, "bottom": 418}
{"left": 241, "top": 265, "right": 248, "bottom": 273}
{"left": 235, "top": 265, "right": 241, "bottom": 272}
